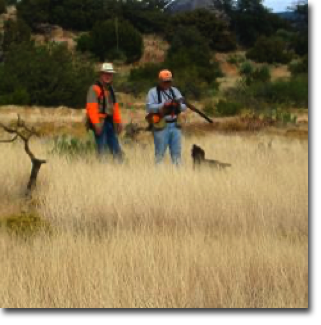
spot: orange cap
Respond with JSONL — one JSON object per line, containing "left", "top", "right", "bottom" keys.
{"left": 159, "top": 69, "right": 173, "bottom": 81}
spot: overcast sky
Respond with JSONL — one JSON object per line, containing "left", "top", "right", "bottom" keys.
{"left": 264, "top": 0, "right": 296, "bottom": 12}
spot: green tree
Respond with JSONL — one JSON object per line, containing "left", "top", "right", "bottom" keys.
{"left": 2, "top": 19, "right": 31, "bottom": 52}
{"left": 210, "top": 0, "right": 235, "bottom": 15}
{"left": 230, "top": 0, "right": 291, "bottom": 47}
{"left": 16, "top": 0, "right": 50, "bottom": 30}
{"left": 0, "top": 42, "right": 96, "bottom": 108}
{"left": 291, "top": 1, "right": 308, "bottom": 29}
{"left": 128, "top": 27, "right": 222, "bottom": 99}
{"left": 16, "top": 0, "right": 171, "bottom": 33}
{"left": 166, "top": 26, "right": 213, "bottom": 72}
{"left": 166, "top": 9, "right": 236, "bottom": 52}
{"left": 246, "top": 36, "right": 292, "bottom": 64}
{"left": 290, "top": 2, "right": 308, "bottom": 56}
{"left": 77, "top": 19, "right": 143, "bottom": 63}
{"left": 120, "top": 0, "right": 171, "bottom": 33}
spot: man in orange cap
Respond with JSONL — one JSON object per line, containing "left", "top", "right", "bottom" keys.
{"left": 146, "top": 69, "right": 187, "bottom": 165}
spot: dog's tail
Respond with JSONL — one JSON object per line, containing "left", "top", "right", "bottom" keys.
{"left": 216, "top": 162, "right": 232, "bottom": 168}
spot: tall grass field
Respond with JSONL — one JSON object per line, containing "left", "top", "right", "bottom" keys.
{"left": 0, "top": 133, "right": 308, "bottom": 308}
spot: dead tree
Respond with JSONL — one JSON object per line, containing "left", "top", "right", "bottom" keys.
{"left": 0, "top": 115, "right": 46, "bottom": 195}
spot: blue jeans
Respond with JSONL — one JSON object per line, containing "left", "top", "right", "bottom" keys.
{"left": 153, "top": 123, "right": 182, "bottom": 165}
{"left": 95, "top": 119, "right": 122, "bottom": 160}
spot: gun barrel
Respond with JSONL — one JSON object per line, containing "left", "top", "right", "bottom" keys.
{"left": 184, "top": 100, "right": 214, "bottom": 124}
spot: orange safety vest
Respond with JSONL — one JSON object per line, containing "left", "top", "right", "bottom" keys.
{"left": 86, "top": 81, "right": 121, "bottom": 125}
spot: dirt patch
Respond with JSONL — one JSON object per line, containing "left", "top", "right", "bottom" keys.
{"left": 215, "top": 52, "right": 242, "bottom": 77}
{"left": 140, "top": 35, "right": 169, "bottom": 65}
{"left": 271, "top": 65, "right": 291, "bottom": 81}
{"left": 31, "top": 26, "right": 79, "bottom": 50}
{"left": 0, "top": 6, "right": 17, "bottom": 32}
{"left": 214, "top": 52, "right": 244, "bottom": 91}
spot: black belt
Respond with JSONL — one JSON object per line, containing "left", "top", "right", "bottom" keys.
{"left": 104, "top": 115, "right": 114, "bottom": 123}
{"left": 165, "top": 119, "right": 177, "bottom": 124}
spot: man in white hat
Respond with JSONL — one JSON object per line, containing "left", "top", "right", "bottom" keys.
{"left": 86, "top": 62, "right": 123, "bottom": 159}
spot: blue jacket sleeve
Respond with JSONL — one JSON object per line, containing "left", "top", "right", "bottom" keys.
{"left": 146, "top": 89, "right": 163, "bottom": 113}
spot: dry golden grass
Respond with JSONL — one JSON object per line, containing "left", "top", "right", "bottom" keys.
{"left": 0, "top": 133, "right": 308, "bottom": 308}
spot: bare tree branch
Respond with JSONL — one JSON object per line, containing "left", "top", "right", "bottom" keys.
{"left": 0, "top": 134, "right": 18, "bottom": 143}
{"left": 0, "top": 115, "right": 47, "bottom": 195}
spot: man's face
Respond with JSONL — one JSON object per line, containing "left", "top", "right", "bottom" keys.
{"left": 159, "top": 80, "right": 172, "bottom": 90}
{"left": 100, "top": 72, "right": 114, "bottom": 84}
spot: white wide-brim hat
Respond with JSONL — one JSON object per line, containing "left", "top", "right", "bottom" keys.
{"left": 100, "top": 63, "right": 117, "bottom": 73}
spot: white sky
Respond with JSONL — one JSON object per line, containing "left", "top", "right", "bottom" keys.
{"left": 264, "top": 0, "right": 296, "bottom": 12}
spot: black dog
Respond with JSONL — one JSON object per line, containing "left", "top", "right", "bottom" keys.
{"left": 192, "top": 145, "right": 232, "bottom": 170}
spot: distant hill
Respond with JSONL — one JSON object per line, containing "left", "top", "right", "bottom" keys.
{"left": 167, "top": 1, "right": 295, "bottom": 19}
{"left": 277, "top": 11, "right": 299, "bottom": 21}
{"left": 166, "top": 0, "right": 214, "bottom": 13}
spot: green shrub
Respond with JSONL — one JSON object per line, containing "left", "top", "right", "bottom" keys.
{"left": 246, "top": 36, "right": 292, "bottom": 64}
{"left": 0, "top": 213, "right": 52, "bottom": 238}
{"left": 240, "top": 62, "right": 254, "bottom": 76}
{"left": 129, "top": 63, "right": 163, "bottom": 84}
{"left": 76, "top": 33, "right": 94, "bottom": 54}
{"left": 0, "top": 0, "right": 6, "bottom": 14}
{"left": 227, "top": 56, "right": 238, "bottom": 65}
{"left": 276, "top": 29, "right": 295, "bottom": 43}
{"left": 292, "top": 32, "right": 308, "bottom": 57}
{"left": 251, "top": 75, "right": 308, "bottom": 107}
{"left": 0, "top": 87, "right": 30, "bottom": 105}
{"left": 227, "top": 54, "right": 245, "bottom": 65}
{"left": 225, "top": 74, "right": 308, "bottom": 110}
{"left": 277, "top": 111, "right": 298, "bottom": 125}
{"left": 290, "top": 55, "right": 308, "bottom": 75}
{"left": 128, "top": 63, "right": 218, "bottom": 100}
{"left": 203, "top": 99, "right": 216, "bottom": 117}
{"left": 51, "top": 133, "right": 96, "bottom": 157}
{"left": 127, "top": 63, "right": 163, "bottom": 95}
{"left": 241, "top": 108, "right": 298, "bottom": 126}
{"left": 253, "top": 65, "right": 271, "bottom": 82}
{"left": 216, "top": 100, "right": 242, "bottom": 117}
{"left": 172, "top": 68, "right": 212, "bottom": 100}
{"left": 0, "top": 42, "right": 96, "bottom": 108}
{"left": 245, "top": 65, "right": 271, "bottom": 85}
{"left": 76, "top": 19, "right": 143, "bottom": 64}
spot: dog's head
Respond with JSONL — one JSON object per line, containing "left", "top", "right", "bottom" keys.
{"left": 192, "top": 145, "right": 205, "bottom": 161}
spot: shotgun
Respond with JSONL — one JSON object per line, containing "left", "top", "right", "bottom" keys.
{"left": 145, "top": 97, "right": 214, "bottom": 127}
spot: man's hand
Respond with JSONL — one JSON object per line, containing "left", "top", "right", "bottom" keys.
{"left": 115, "top": 123, "right": 123, "bottom": 135}
{"left": 94, "top": 124, "right": 103, "bottom": 136}
{"left": 160, "top": 101, "right": 173, "bottom": 116}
